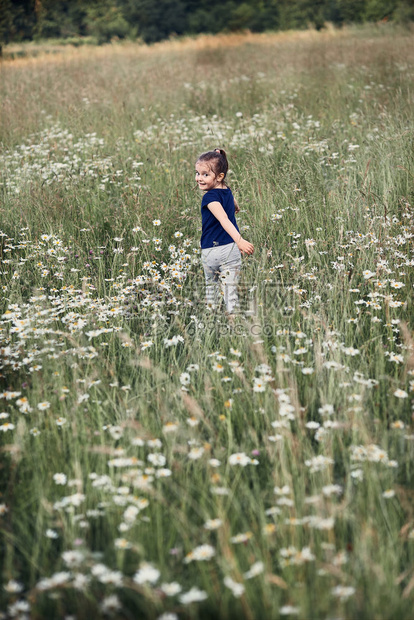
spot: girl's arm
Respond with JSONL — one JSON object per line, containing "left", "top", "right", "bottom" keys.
{"left": 207, "top": 201, "right": 254, "bottom": 255}
{"left": 234, "top": 197, "right": 240, "bottom": 214}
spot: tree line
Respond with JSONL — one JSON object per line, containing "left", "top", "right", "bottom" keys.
{"left": 1, "top": 0, "right": 413, "bottom": 48}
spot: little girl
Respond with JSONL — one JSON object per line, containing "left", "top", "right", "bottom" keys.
{"left": 196, "top": 148, "right": 254, "bottom": 315}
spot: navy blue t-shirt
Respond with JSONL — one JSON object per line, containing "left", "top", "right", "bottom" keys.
{"left": 200, "top": 188, "right": 240, "bottom": 249}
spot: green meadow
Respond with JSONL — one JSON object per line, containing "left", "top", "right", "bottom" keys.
{"left": 1, "top": 25, "right": 414, "bottom": 619}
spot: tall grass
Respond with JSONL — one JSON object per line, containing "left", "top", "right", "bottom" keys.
{"left": 1, "top": 24, "right": 414, "bottom": 620}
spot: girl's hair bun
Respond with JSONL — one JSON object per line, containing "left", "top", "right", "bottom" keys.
{"left": 197, "top": 149, "right": 228, "bottom": 178}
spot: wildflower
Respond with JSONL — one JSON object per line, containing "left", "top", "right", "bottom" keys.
{"left": 153, "top": 220, "right": 161, "bottom": 226}
{"left": 148, "top": 453, "right": 166, "bottom": 467}
{"left": 224, "top": 576, "right": 245, "bottom": 598}
{"left": 394, "top": 389, "right": 408, "bottom": 398}
{"left": 204, "top": 518, "right": 223, "bottom": 530}
{"left": 133, "top": 562, "right": 160, "bottom": 585}
{"left": 187, "top": 363, "right": 199, "bottom": 372}
{"left": 7, "top": 600, "right": 30, "bottom": 615}
{"left": 186, "top": 417, "right": 199, "bottom": 427}
{"left": 16, "top": 397, "right": 32, "bottom": 413}
{"left": 308, "top": 516, "right": 335, "bottom": 530}
{"left": 350, "top": 469, "right": 364, "bottom": 481}
{"left": 188, "top": 447, "right": 204, "bottom": 460}
{"left": 230, "top": 531, "right": 253, "bottom": 544}
{"left": 180, "top": 372, "right": 191, "bottom": 386}
{"left": 228, "top": 452, "right": 254, "bottom": 466}
{"left": 276, "top": 497, "right": 294, "bottom": 507}
{"left": 350, "top": 444, "right": 389, "bottom": 464}
{"left": 113, "top": 537, "right": 132, "bottom": 551}
{"left": 147, "top": 438, "right": 162, "bottom": 449}
{"left": 100, "top": 594, "right": 122, "bottom": 614}
{"left": 280, "top": 606, "right": 300, "bottom": 615}
{"left": 0, "top": 423, "right": 15, "bottom": 432}
{"left": 294, "top": 347, "right": 308, "bottom": 355}
{"left": 47, "top": 571, "right": 72, "bottom": 588}
{"left": 253, "top": 377, "right": 266, "bottom": 392}
{"left": 263, "top": 523, "right": 276, "bottom": 535}
{"left": 230, "top": 347, "right": 242, "bottom": 357}
{"left": 208, "top": 458, "right": 221, "bottom": 467}
{"left": 212, "top": 362, "right": 224, "bottom": 372}
{"left": 331, "top": 585, "right": 356, "bottom": 600}
{"left": 53, "top": 473, "right": 67, "bottom": 485}
{"left": 163, "top": 422, "right": 178, "bottom": 433}
{"left": 179, "top": 587, "right": 208, "bottom": 604}
{"left": 97, "top": 569, "right": 123, "bottom": 586}
{"left": 322, "top": 484, "right": 342, "bottom": 497}
{"left": 184, "top": 544, "right": 215, "bottom": 563}
{"left": 243, "top": 561, "right": 264, "bottom": 579}
{"left": 4, "top": 579, "right": 24, "bottom": 593}
{"left": 62, "top": 550, "right": 84, "bottom": 567}
{"left": 318, "top": 405, "right": 334, "bottom": 419}
{"left": 306, "top": 421, "right": 320, "bottom": 429}
{"left": 305, "top": 455, "right": 334, "bottom": 473}
{"left": 388, "top": 352, "right": 404, "bottom": 364}
{"left": 164, "top": 335, "right": 184, "bottom": 347}
{"left": 302, "top": 367, "right": 314, "bottom": 375}
{"left": 382, "top": 489, "right": 395, "bottom": 499}
{"left": 155, "top": 468, "right": 172, "bottom": 478}
{"left": 279, "top": 546, "right": 315, "bottom": 566}
{"left": 123, "top": 505, "right": 139, "bottom": 524}
{"left": 109, "top": 425, "right": 124, "bottom": 440}
{"left": 37, "top": 401, "right": 51, "bottom": 410}
{"left": 160, "top": 582, "right": 182, "bottom": 596}
{"left": 274, "top": 485, "right": 291, "bottom": 496}
{"left": 342, "top": 347, "right": 359, "bottom": 356}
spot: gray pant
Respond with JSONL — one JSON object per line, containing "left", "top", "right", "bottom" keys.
{"left": 201, "top": 243, "right": 242, "bottom": 313}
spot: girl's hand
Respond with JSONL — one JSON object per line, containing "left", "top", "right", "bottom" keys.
{"left": 234, "top": 199, "right": 240, "bottom": 214}
{"left": 237, "top": 238, "right": 254, "bottom": 255}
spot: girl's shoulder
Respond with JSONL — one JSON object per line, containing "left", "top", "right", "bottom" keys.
{"left": 202, "top": 187, "right": 229, "bottom": 200}
{"left": 201, "top": 187, "right": 233, "bottom": 208}
{"left": 209, "top": 187, "right": 232, "bottom": 197}
{"left": 209, "top": 186, "right": 232, "bottom": 193}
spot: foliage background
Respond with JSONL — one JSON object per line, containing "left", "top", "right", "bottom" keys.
{"left": 1, "top": 0, "right": 414, "bottom": 46}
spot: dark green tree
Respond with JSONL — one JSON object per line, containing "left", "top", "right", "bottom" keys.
{"left": 121, "top": 0, "right": 188, "bottom": 42}
{"left": 278, "top": 0, "right": 311, "bottom": 30}
{"left": 85, "top": 0, "right": 131, "bottom": 43}
{"left": 186, "top": 0, "right": 228, "bottom": 34}
{"left": 228, "top": 2, "right": 257, "bottom": 30}
{"left": 6, "top": 0, "right": 36, "bottom": 42}
{"left": 0, "top": 0, "right": 13, "bottom": 55}
{"left": 364, "top": 0, "right": 397, "bottom": 21}
{"left": 393, "top": 0, "right": 414, "bottom": 24}
{"left": 2, "top": 0, "right": 413, "bottom": 47}
{"left": 331, "top": 0, "right": 367, "bottom": 24}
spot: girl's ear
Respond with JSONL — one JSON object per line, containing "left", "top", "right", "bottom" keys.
{"left": 216, "top": 172, "right": 225, "bottom": 182}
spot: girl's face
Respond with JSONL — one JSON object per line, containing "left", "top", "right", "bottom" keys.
{"left": 195, "top": 161, "right": 225, "bottom": 191}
